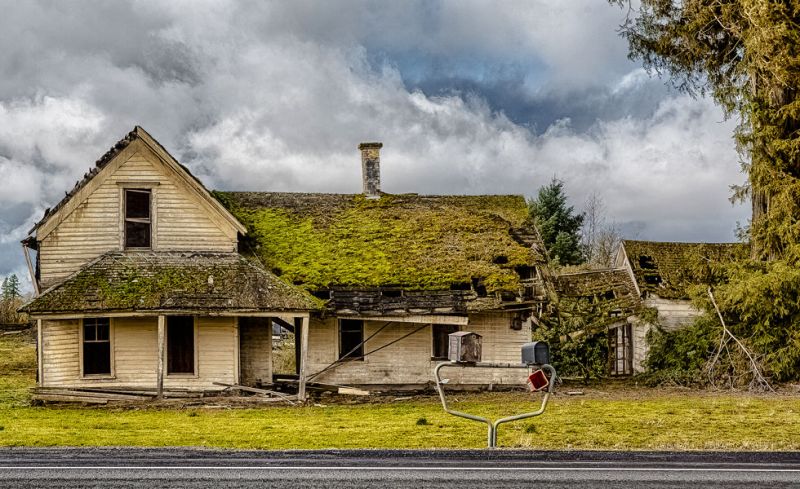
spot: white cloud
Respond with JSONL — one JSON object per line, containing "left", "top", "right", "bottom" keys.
{"left": 0, "top": 0, "right": 747, "bottom": 283}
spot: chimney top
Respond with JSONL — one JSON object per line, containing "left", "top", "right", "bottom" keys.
{"left": 359, "top": 142, "right": 382, "bottom": 198}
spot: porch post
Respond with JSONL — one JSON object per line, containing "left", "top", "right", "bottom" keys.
{"left": 36, "top": 319, "right": 43, "bottom": 387}
{"left": 297, "top": 314, "right": 310, "bottom": 402}
{"left": 157, "top": 315, "right": 165, "bottom": 398}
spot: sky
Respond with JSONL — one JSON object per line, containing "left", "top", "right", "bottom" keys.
{"left": 0, "top": 0, "right": 748, "bottom": 289}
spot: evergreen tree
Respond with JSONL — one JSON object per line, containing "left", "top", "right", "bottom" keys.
{"left": 612, "top": 0, "right": 800, "bottom": 261}
{"left": 4, "top": 274, "right": 20, "bottom": 299}
{"left": 529, "top": 178, "right": 585, "bottom": 266}
{"left": 0, "top": 277, "right": 7, "bottom": 300}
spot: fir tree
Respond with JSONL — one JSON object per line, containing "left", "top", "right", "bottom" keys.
{"left": 529, "top": 178, "right": 585, "bottom": 266}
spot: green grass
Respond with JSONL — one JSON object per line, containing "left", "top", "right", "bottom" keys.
{"left": 1, "top": 333, "right": 799, "bottom": 450}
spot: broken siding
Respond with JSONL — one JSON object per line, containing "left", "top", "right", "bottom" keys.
{"left": 39, "top": 151, "right": 237, "bottom": 288}
{"left": 40, "top": 316, "right": 238, "bottom": 389}
{"left": 306, "top": 312, "right": 531, "bottom": 386}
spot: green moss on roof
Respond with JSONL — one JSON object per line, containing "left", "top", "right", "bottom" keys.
{"left": 622, "top": 240, "right": 750, "bottom": 300}
{"left": 24, "top": 252, "right": 320, "bottom": 314}
{"left": 215, "top": 192, "right": 543, "bottom": 294}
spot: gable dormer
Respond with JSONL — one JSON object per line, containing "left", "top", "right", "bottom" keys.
{"left": 28, "top": 127, "right": 246, "bottom": 289}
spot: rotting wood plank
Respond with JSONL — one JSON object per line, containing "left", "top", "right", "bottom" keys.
{"left": 32, "top": 388, "right": 152, "bottom": 401}
{"left": 33, "top": 394, "right": 108, "bottom": 404}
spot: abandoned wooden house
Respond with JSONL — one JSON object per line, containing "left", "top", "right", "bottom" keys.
{"left": 21, "top": 126, "right": 550, "bottom": 400}
{"left": 613, "top": 239, "right": 748, "bottom": 373}
{"left": 553, "top": 268, "right": 642, "bottom": 375}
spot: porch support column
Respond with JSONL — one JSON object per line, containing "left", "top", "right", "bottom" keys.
{"left": 157, "top": 315, "right": 165, "bottom": 399}
{"left": 36, "top": 319, "right": 43, "bottom": 387}
{"left": 297, "top": 314, "right": 310, "bottom": 402}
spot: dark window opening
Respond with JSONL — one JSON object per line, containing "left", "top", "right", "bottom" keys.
{"left": 492, "top": 255, "right": 509, "bottom": 265}
{"left": 432, "top": 324, "right": 459, "bottom": 359}
{"left": 339, "top": 319, "right": 364, "bottom": 360}
{"left": 644, "top": 274, "right": 662, "bottom": 285}
{"left": 83, "top": 317, "right": 111, "bottom": 376}
{"left": 167, "top": 316, "right": 195, "bottom": 374}
{"left": 638, "top": 255, "right": 656, "bottom": 269}
{"left": 515, "top": 265, "right": 536, "bottom": 280}
{"left": 124, "top": 189, "right": 151, "bottom": 248}
{"left": 381, "top": 289, "right": 402, "bottom": 298}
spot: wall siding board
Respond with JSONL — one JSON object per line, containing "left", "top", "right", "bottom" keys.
{"left": 41, "top": 316, "right": 238, "bottom": 390}
{"left": 307, "top": 312, "right": 530, "bottom": 386}
{"left": 39, "top": 152, "right": 237, "bottom": 288}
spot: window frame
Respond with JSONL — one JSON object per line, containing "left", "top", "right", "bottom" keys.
{"left": 118, "top": 182, "right": 159, "bottom": 251}
{"left": 431, "top": 324, "right": 460, "bottom": 360}
{"left": 338, "top": 319, "right": 364, "bottom": 361}
{"left": 165, "top": 315, "right": 199, "bottom": 377}
{"left": 80, "top": 317, "right": 115, "bottom": 379}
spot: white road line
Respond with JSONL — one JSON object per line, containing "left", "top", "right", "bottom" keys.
{"left": 0, "top": 467, "right": 799, "bottom": 472}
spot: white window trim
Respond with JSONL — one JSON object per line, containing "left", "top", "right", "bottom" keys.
{"left": 118, "top": 182, "right": 158, "bottom": 250}
{"left": 79, "top": 317, "right": 116, "bottom": 380}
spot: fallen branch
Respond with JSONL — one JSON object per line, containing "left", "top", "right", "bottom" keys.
{"left": 706, "top": 287, "right": 774, "bottom": 392}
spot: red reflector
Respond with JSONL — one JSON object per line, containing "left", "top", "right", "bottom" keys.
{"left": 527, "top": 369, "right": 549, "bottom": 392}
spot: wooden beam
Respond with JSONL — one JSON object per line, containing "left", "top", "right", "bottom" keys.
{"left": 36, "top": 319, "right": 43, "bottom": 387}
{"left": 297, "top": 315, "right": 310, "bottom": 402}
{"left": 294, "top": 317, "right": 302, "bottom": 375}
{"left": 337, "top": 314, "right": 469, "bottom": 325}
{"left": 30, "top": 310, "right": 314, "bottom": 320}
{"left": 157, "top": 315, "right": 165, "bottom": 399}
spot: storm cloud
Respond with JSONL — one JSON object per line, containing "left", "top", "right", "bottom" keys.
{"left": 0, "top": 0, "right": 747, "bottom": 289}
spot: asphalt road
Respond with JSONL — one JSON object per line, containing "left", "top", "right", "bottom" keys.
{"left": 0, "top": 448, "right": 798, "bottom": 488}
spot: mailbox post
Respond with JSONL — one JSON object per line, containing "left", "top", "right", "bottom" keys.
{"left": 434, "top": 333, "right": 557, "bottom": 448}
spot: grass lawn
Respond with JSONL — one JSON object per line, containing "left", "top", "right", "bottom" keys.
{"left": 1, "top": 332, "right": 799, "bottom": 450}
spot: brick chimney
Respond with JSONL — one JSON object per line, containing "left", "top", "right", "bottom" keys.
{"left": 359, "top": 142, "right": 382, "bottom": 199}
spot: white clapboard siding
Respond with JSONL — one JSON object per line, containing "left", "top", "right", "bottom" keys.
{"left": 307, "top": 312, "right": 531, "bottom": 386}
{"left": 39, "top": 151, "right": 237, "bottom": 288}
{"left": 41, "top": 316, "right": 238, "bottom": 390}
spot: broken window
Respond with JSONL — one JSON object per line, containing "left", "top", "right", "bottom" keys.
{"left": 432, "top": 324, "right": 459, "bottom": 359}
{"left": 83, "top": 317, "right": 111, "bottom": 376}
{"left": 609, "top": 324, "right": 632, "bottom": 376}
{"left": 339, "top": 319, "right": 364, "bottom": 360}
{"left": 124, "top": 189, "right": 151, "bottom": 248}
{"left": 167, "top": 316, "right": 195, "bottom": 374}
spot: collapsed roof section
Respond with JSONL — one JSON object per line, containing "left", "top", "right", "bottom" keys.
{"left": 620, "top": 240, "right": 749, "bottom": 300}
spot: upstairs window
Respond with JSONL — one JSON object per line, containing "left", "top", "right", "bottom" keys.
{"left": 339, "top": 319, "right": 364, "bottom": 360}
{"left": 124, "top": 189, "right": 151, "bottom": 248}
{"left": 83, "top": 317, "right": 111, "bottom": 376}
{"left": 432, "top": 324, "right": 459, "bottom": 360}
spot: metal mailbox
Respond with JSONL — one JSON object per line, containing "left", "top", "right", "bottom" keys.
{"left": 522, "top": 341, "right": 550, "bottom": 366}
{"left": 448, "top": 331, "right": 482, "bottom": 363}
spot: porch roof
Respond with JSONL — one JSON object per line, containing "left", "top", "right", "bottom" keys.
{"left": 22, "top": 251, "right": 321, "bottom": 316}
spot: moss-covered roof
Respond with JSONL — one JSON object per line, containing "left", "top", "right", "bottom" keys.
{"left": 621, "top": 240, "right": 750, "bottom": 300}
{"left": 214, "top": 192, "right": 545, "bottom": 295}
{"left": 554, "top": 268, "right": 642, "bottom": 328}
{"left": 23, "top": 251, "right": 320, "bottom": 315}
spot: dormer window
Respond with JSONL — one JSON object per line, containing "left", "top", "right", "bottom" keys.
{"left": 124, "top": 189, "right": 151, "bottom": 249}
